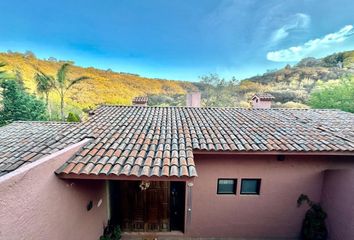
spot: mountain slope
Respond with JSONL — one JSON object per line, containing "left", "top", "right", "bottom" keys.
{"left": 237, "top": 50, "right": 354, "bottom": 108}
{"left": 0, "top": 50, "right": 353, "bottom": 113}
{"left": 0, "top": 52, "right": 196, "bottom": 112}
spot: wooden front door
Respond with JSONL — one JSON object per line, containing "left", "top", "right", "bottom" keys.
{"left": 110, "top": 181, "right": 170, "bottom": 232}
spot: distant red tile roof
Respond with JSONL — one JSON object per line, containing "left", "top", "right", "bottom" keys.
{"left": 132, "top": 96, "right": 148, "bottom": 104}
{"left": 55, "top": 106, "right": 354, "bottom": 178}
{"left": 252, "top": 93, "right": 275, "bottom": 100}
{"left": 0, "top": 121, "right": 78, "bottom": 176}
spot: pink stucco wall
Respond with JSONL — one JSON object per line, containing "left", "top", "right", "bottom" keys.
{"left": 187, "top": 154, "right": 354, "bottom": 239}
{"left": 321, "top": 169, "right": 354, "bottom": 240}
{"left": 251, "top": 97, "right": 272, "bottom": 109}
{"left": 186, "top": 92, "right": 201, "bottom": 107}
{"left": 0, "top": 141, "right": 108, "bottom": 240}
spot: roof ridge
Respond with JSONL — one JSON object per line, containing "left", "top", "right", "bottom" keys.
{"left": 10, "top": 121, "right": 79, "bottom": 125}
{"left": 97, "top": 104, "right": 351, "bottom": 113}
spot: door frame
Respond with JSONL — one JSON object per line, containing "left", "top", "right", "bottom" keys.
{"left": 108, "top": 180, "right": 186, "bottom": 233}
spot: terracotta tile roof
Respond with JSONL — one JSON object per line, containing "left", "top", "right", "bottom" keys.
{"left": 0, "top": 121, "right": 78, "bottom": 176}
{"left": 252, "top": 93, "right": 275, "bottom": 100}
{"left": 56, "top": 106, "right": 354, "bottom": 178}
{"left": 132, "top": 96, "right": 148, "bottom": 105}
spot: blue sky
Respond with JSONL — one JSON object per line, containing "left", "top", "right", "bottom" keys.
{"left": 0, "top": 0, "right": 354, "bottom": 81}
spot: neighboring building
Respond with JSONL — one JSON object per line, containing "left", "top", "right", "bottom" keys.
{"left": 251, "top": 93, "right": 275, "bottom": 109}
{"left": 186, "top": 92, "right": 201, "bottom": 107}
{"left": 132, "top": 96, "right": 149, "bottom": 106}
{"left": 1, "top": 106, "right": 354, "bottom": 240}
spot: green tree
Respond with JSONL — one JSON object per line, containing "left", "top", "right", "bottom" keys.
{"left": 36, "top": 63, "right": 89, "bottom": 120}
{"left": 322, "top": 52, "right": 344, "bottom": 67}
{"left": 35, "top": 72, "right": 53, "bottom": 106}
{"left": 35, "top": 72, "right": 54, "bottom": 118}
{"left": 0, "top": 63, "right": 7, "bottom": 80}
{"left": 199, "top": 74, "right": 239, "bottom": 107}
{"left": 147, "top": 94, "right": 186, "bottom": 106}
{"left": 308, "top": 77, "right": 354, "bottom": 113}
{"left": 0, "top": 79, "right": 47, "bottom": 125}
{"left": 0, "top": 63, "right": 13, "bottom": 81}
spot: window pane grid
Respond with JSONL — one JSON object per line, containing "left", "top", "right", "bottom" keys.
{"left": 217, "top": 179, "right": 236, "bottom": 194}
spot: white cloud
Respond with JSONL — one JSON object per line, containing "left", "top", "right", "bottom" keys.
{"left": 267, "top": 25, "right": 354, "bottom": 62}
{"left": 271, "top": 13, "right": 311, "bottom": 43}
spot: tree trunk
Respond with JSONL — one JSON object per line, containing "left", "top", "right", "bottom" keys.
{"left": 60, "top": 95, "right": 64, "bottom": 121}
{"left": 45, "top": 93, "right": 51, "bottom": 120}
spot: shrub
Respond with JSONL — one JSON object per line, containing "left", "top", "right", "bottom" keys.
{"left": 308, "top": 77, "right": 354, "bottom": 113}
{"left": 100, "top": 221, "right": 121, "bottom": 240}
{"left": 66, "top": 112, "right": 81, "bottom": 122}
{"left": 297, "top": 194, "right": 328, "bottom": 240}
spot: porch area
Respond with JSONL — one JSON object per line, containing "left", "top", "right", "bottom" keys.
{"left": 109, "top": 180, "right": 186, "bottom": 234}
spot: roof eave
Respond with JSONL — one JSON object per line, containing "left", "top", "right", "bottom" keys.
{"left": 56, "top": 173, "right": 195, "bottom": 182}
{"left": 193, "top": 150, "right": 354, "bottom": 156}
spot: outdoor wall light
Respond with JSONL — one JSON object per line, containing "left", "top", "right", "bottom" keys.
{"left": 277, "top": 155, "right": 285, "bottom": 161}
{"left": 139, "top": 181, "right": 150, "bottom": 191}
{"left": 187, "top": 182, "right": 194, "bottom": 187}
{"left": 97, "top": 199, "right": 102, "bottom": 207}
{"left": 87, "top": 200, "right": 93, "bottom": 211}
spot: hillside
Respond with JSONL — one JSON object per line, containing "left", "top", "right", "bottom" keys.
{"left": 0, "top": 50, "right": 353, "bottom": 114}
{"left": 0, "top": 52, "right": 197, "bottom": 115}
{"left": 146, "top": 50, "right": 354, "bottom": 109}
{"left": 237, "top": 50, "right": 354, "bottom": 108}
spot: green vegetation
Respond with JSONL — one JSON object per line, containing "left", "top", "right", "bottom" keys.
{"left": 0, "top": 62, "right": 14, "bottom": 82}
{"left": 0, "top": 51, "right": 197, "bottom": 114}
{"left": 236, "top": 50, "right": 354, "bottom": 109}
{"left": 66, "top": 112, "right": 81, "bottom": 122}
{"left": 229, "top": 50, "right": 354, "bottom": 109}
{"left": 147, "top": 94, "right": 186, "bottom": 106}
{"left": 100, "top": 221, "right": 121, "bottom": 240}
{"left": 36, "top": 63, "right": 90, "bottom": 120}
{"left": 309, "top": 77, "right": 354, "bottom": 113}
{"left": 0, "top": 63, "right": 7, "bottom": 80}
{"left": 0, "top": 79, "right": 47, "bottom": 126}
{"left": 198, "top": 74, "right": 242, "bottom": 107}
{"left": 150, "top": 50, "right": 354, "bottom": 110}
{"left": 35, "top": 71, "right": 52, "bottom": 106}
{"left": 0, "top": 49, "right": 354, "bottom": 120}
{"left": 297, "top": 194, "right": 328, "bottom": 240}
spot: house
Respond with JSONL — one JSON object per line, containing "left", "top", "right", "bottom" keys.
{"left": 132, "top": 96, "right": 149, "bottom": 106}
{"left": 1, "top": 104, "right": 354, "bottom": 240}
{"left": 251, "top": 93, "right": 275, "bottom": 109}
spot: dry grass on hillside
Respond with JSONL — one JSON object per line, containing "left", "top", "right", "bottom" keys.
{"left": 0, "top": 52, "right": 196, "bottom": 111}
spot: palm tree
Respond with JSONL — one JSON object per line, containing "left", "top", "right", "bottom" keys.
{"left": 35, "top": 72, "right": 53, "bottom": 106}
{"left": 36, "top": 63, "right": 89, "bottom": 121}
{"left": 35, "top": 72, "right": 53, "bottom": 118}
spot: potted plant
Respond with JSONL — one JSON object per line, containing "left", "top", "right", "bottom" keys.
{"left": 100, "top": 221, "right": 121, "bottom": 240}
{"left": 297, "top": 194, "right": 328, "bottom": 240}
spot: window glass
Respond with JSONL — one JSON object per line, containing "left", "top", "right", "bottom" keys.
{"left": 217, "top": 179, "right": 236, "bottom": 194}
{"left": 241, "top": 179, "right": 261, "bottom": 194}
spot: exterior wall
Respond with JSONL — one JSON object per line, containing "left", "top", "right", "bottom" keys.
{"left": 186, "top": 92, "right": 201, "bottom": 107}
{"left": 321, "top": 169, "right": 354, "bottom": 240}
{"left": 188, "top": 154, "right": 354, "bottom": 239}
{"left": 0, "top": 141, "right": 108, "bottom": 240}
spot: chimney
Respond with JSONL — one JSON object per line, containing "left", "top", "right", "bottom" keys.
{"left": 132, "top": 96, "right": 148, "bottom": 106}
{"left": 186, "top": 92, "right": 201, "bottom": 107}
{"left": 251, "top": 93, "right": 274, "bottom": 109}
